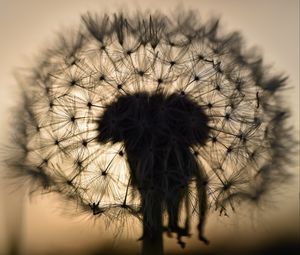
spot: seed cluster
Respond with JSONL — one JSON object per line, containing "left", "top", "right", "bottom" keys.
{"left": 8, "top": 11, "right": 292, "bottom": 246}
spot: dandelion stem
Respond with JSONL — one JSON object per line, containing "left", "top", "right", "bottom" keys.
{"left": 141, "top": 195, "right": 163, "bottom": 255}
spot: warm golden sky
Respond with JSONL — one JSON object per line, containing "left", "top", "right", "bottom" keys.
{"left": 0, "top": 0, "right": 299, "bottom": 254}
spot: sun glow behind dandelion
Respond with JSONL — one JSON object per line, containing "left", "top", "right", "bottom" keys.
{"left": 7, "top": 10, "right": 293, "bottom": 252}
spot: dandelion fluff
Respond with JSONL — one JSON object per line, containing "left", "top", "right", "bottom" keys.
{"left": 6, "top": 10, "right": 293, "bottom": 254}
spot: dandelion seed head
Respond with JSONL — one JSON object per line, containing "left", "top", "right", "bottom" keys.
{"left": 6, "top": 10, "right": 294, "bottom": 248}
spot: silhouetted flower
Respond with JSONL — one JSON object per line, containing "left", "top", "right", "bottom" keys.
{"left": 6, "top": 10, "right": 294, "bottom": 254}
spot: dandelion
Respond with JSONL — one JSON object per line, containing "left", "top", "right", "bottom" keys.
{"left": 6, "top": 10, "right": 293, "bottom": 255}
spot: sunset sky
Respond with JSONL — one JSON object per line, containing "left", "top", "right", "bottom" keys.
{"left": 0, "top": 0, "right": 299, "bottom": 254}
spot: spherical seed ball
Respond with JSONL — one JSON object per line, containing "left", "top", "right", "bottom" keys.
{"left": 7, "top": 11, "right": 293, "bottom": 247}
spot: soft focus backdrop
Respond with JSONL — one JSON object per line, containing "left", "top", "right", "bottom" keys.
{"left": 0, "top": 0, "right": 299, "bottom": 254}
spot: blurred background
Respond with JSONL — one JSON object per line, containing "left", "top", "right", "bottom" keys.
{"left": 0, "top": 0, "right": 299, "bottom": 254}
